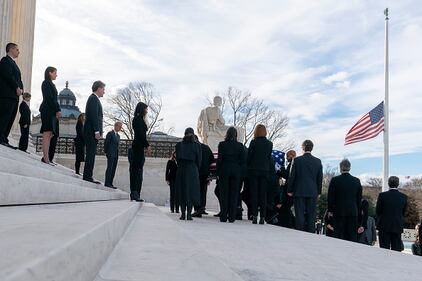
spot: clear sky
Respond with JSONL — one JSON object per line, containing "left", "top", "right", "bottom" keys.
{"left": 30, "top": 0, "right": 422, "bottom": 179}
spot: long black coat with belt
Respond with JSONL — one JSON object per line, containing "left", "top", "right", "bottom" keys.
{"left": 175, "top": 140, "right": 202, "bottom": 207}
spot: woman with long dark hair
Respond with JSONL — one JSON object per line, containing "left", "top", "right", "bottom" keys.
{"left": 130, "top": 102, "right": 150, "bottom": 201}
{"left": 175, "top": 128, "right": 201, "bottom": 220}
{"left": 247, "top": 124, "right": 273, "bottom": 224}
{"left": 74, "top": 113, "right": 85, "bottom": 175}
{"left": 217, "top": 127, "right": 244, "bottom": 222}
{"left": 39, "top": 66, "right": 61, "bottom": 164}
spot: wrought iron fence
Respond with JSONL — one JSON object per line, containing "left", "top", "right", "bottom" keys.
{"left": 34, "top": 136, "right": 179, "bottom": 158}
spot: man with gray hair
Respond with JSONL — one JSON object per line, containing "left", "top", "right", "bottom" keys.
{"left": 327, "top": 159, "right": 362, "bottom": 242}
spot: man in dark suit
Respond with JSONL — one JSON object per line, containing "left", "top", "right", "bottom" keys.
{"left": 104, "top": 121, "right": 122, "bottom": 188}
{"left": 0, "top": 43, "right": 23, "bottom": 148}
{"left": 376, "top": 176, "right": 408, "bottom": 251}
{"left": 192, "top": 136, "right": 215, "bottom": 217}
{"left": 18, "top": 92, "right": 31, "bottom": 152}
{"left": 276, "top": 150, "right": 296, "bottom": 228}
{"left": 287, "top": 140, "right": 322, "bottom": 233}
{"left": 327, "top": 159, "right": 362, "bottom": 242}
{"left": 83, "top": 81, "right": 105, "bottom": 183}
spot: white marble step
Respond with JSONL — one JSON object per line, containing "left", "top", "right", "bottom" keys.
{"left": 0, "top": 145, "right": 78, "bottom": 177}
{"left": 0, "top": 154, "right": 122, "bottom": 191}
{"left": 95, "top": 203, "right": 245, "bottom": 281}
{"left": 0, "top": 201, "right": 141, "bottom": 281}
{"left": 0, "top": 171, "right": 128, "bottom": 206}
{"left": 161, "top": 207, "right": 421, "bottom": 281}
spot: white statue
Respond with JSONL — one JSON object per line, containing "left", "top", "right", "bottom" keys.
{"left": 197, "top": 96, "right": 245, "bottom": 151}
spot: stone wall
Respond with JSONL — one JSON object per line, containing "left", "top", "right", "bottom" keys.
{"left": 54, "top": 154, "right": 220, "bottom": 210}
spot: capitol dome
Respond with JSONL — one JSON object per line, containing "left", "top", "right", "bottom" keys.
{"left": 58, "top": 81, "right": 81, "bottom": 119}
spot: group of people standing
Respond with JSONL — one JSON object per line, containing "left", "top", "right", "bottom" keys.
{"left": 0, "top": 42, "right": 150, "bottom": 202}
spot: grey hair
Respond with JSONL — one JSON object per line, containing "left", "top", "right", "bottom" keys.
{"left": 339, "top": 159, "right": 351, "bottom": 172}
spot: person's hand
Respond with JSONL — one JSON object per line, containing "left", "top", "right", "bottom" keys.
{"left": 287, "top": 192, "right": 293, "bottom": 197}
{"left": 56, "top": 112, "right": 62, "bottom": 118}
{"left": 328, "top": 212, "right": 333, "bottom": 218}
{"left": 357, "top": 227, "right": 364, "bottom": 234}
{"left": 95, "top": 132, "right": 101, "bottom": 140}
{"left": 16, "top": 88, "right": 23, "bottom": 96}
{"left": 276, "top": 204, "right": 282, "bottom": 209}
{"left": 23, "top": 124, "right": 28, "bottom": 128}
{"left": 166, "top": 181, "right": 170, "bottom": 185}
{"left": 327, "top": 224, "right": 334, "bottom": 231}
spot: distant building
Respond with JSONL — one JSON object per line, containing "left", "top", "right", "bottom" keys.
{"left": 31, "top": 81, "right": 82, "bottom": 137}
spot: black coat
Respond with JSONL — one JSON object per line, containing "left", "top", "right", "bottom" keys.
{"left": 199, "top": 142, "right": 215, "bottom": 177}
{"left": 165, "top": 160, "right": 177, "bottom": 182}
{"left": 327, "top": 173, "right": 362, "bottom": 217}
{"left": 132, "top": 115, "right": 149, "bottom": 153}
{"left": 217, "top": 139, "right": 244, "bottom": 178}
{"left": 39, "top": 80, "right": 60, "bottom": 116}
{"left": 74, "top": 120, "right": 85, "bottom": 162}
{"left": 84, "top": 94, "right": 103, "bottom": 138}
{"left": 247, "top": 137, "right": 273, "bottom": 177}
{"left": 287, "top": 153, "right": 322, "bottom": 197}
{"left": 175, "top": 140, "right": 202, "bottom": 206}
{"left": 0, "top": 55, "right": 23, "bottom": 100}
{"left": 104, "top": 130, "right": 120, "bottom": 158}
{"left": 19, "top": 101, "right": 31, "bottom": 126}
{"left": 376, "top": 189, "right": 407, "bottom": 234}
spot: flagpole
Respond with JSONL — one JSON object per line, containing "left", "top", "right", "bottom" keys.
{"left": 383, "top": 8, "right": 389, "bottom": 192}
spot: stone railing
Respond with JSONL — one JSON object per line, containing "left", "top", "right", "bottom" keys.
{"left": 34, "top": 136, "right": 180, "bottom": 159}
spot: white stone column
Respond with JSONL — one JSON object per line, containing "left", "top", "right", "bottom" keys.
{"left": 0, "top": 0, "right": 13, "bottom": 56}
{"left": 0, "top": 0, "right": 37, "bottom": 138}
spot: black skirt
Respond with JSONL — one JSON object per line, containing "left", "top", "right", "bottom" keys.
{"left": 40, "top": 112, "right": 58, "bottom": 135}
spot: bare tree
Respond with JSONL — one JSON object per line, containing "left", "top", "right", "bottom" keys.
{"left": 366, "top": 177, "right": 383, "bottom": 189}
{"left": 402, "top": 177, "right": 422, "bottom": 190}
{"left": 211, "top": 86, "right": 294, "bottom": 150}
{"left": 105, "top": 81, "right": 163, "bottom": 139}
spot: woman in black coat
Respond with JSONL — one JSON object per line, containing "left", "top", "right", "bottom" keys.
{"left": 74, "top": 113, "right": 85, "bottom": 175}
{"left": 130, "top": 102, "right": 151, "bottom": 201}
{"left": 165, "top": 151, "right": 179, "bottom": 213}
{"left": 39, "top": 66, "right": 61, "bottom": 164}
{"left": 175, "top": 127, "right": 201, "bottom": 220}
{"left": 217, "top": 127, "right": 244, "bottom": 223}
{"left": 247, "top": 124, "right": 273, "bottom": 224}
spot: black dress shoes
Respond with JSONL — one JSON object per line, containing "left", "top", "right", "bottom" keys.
{"left": 180, "top": 213, "right": 186, "bottom": 220}
{"left": 259, "top": 218, "right": 265, "bottom": 225}
{"left": 187, "top": 214, "right": 193, "bottom": 221}
{"left": 252, "top": 216, "right": 258, "bottom": 224}
{"left": 135, "top": 198, "right": 144, "bottom": 202}
{"left": 191, "top": 211, "right": 202, "bottom": 218}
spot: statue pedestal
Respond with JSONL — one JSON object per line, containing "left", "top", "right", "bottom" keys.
{"left": 202, "top": 131, "right": 224, "bottom": 152}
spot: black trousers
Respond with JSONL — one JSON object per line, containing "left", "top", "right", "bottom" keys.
{"left": 129, "top": 148, "right": 145, "bottom": 200}
{"left": 0, "top": 98, "right": 18, "bottom": 143}
{"left": 195, "top": 175, "right": 209, "bottom": 212}
{"left": 105, "top": 156, "right": 118, "bottom": 187}
{"left": 18, "top": 125, "right": 29, "bottom": 151}
{"left": 169, "top": 180, "right": 178, "bottom": 212}
{"left": 249, "top": 175, "right": 268, "bottom": 218}
{"left": 83, "top": 136, "right": 98, "bottom": 181}
{"left": 220, "top": 174, "right": 240, "bottom": 222}
{"left": 334, "top": 216, "right": 358, "bottom": 242}
{"left": 379, "top": 231, "right": 403, "bottom": 251}
{"left": 294, "top": 196, "right": 317, "bottom": 233}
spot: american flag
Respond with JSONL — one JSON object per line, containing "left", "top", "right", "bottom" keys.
{"left": 272, "top": 150, "right": 285, "bottom": 171}
{"left": 345, "top": 102, "right": 384, "bottom": 145}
